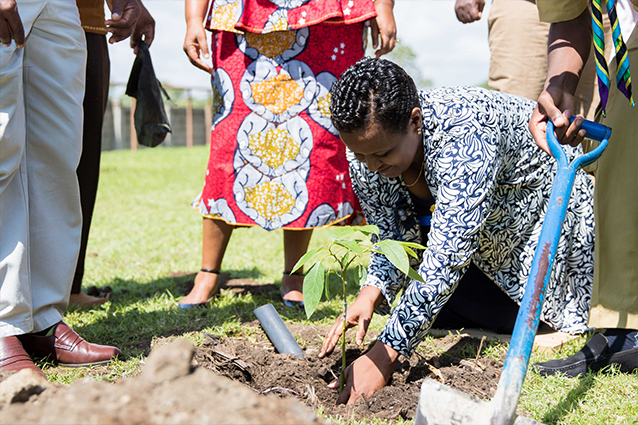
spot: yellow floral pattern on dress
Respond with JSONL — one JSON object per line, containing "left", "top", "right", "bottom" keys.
{"left": 245, "top": 30, "right": 296, "bottom": 58}
{"left": 212, "top": 2, "right": 242, "bottom": 33}
{"left": 317, "top": 93, "right": 331, "bottom": 118}
{"left": 245, "top": 180, "right": 295, "bottom": 221}
{"left": 248, "top": 128, "right": 300, "bottom": 169}
{"left": 251, "top": 73, "right": 304, "bottom": 115}
{"left": 272, "top": 18, "right": 289, "bottom": 32}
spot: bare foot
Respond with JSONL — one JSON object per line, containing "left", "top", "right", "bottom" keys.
{"left": 281, "top": 273, "right": 304, "bottom": 303}
{"left": 69, "top": 291, "right": 108, "bottom": 309}
{"left": 179, "top": 271, "right": 222, "bottom": 305}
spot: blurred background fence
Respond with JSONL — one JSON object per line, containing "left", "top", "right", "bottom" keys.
{"left": 102, "top": 83, "right": 212, "bottom": 151}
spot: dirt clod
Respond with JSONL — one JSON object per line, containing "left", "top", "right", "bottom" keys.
{"left": 0, "top": 369, "right": 54, "bottom": 407}
{"left": 143, "top": 338, "right": 194, "bottom": 384}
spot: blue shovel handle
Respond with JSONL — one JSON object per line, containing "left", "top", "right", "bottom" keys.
{"left": 489, "top": 118, "right": 611, "bottom": 424}
{"left": 547, "top": 117, "right": 612, "bottom": 170}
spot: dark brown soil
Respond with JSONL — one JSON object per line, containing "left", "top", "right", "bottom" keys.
{"left": 190, "top": 322, "right": 503, "bottom": 423}
{"left": 0, "top": 275, "right": 505, "bottom": 424}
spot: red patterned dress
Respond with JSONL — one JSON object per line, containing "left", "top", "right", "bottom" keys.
{"left": 192, "top": 0, "right": 375, "bottom": 230}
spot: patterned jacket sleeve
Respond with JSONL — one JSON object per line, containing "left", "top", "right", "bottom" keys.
{"left": 348, "top": 153, "right": 421, "bottom": 315}
{"left": 378, "top": 92, "right": 505, "bottom": 357}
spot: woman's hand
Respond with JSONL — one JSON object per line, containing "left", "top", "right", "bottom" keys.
{"left": 529, "top": 84, "right": 585, "bottom": 154}
{"left": 130, "top": 1, "right": 155, "bottom": 54}
{"left": 319, "top": 286, "right": 382, "bottom": 358}
{"left": 183, "top": 20, "right": 211, "bottom": 73}
{"left": 370, "top": 0, "right": 396, "bottom": 58}
{"left": 328, "top": 341, "right": 399, "bottom": 405}
{"left": 454, "top": 0, "right": 485, "bottom": 23}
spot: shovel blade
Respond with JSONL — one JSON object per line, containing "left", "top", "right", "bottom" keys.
{"left": 414, "top": 379, "right": 544, "bottom": 425}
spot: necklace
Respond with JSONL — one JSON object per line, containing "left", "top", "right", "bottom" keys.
{"left": 404, "top": 156, "right": 425, "bottom": 188}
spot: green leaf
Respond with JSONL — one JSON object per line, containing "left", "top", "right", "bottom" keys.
{"left": 355, "top": 264, "right": 368, "bottom": 286}
{"left": 397, "top": 241, "right": 427, "bottom": 250}
{"left": 339, "top": 250, "right": 351, "bottom": 270}
{"left": 403, "top": 246, "right": 418, "bottom": 259}
{"left": 407, "top": 266, "right": 425, "bottom": 283}
{"left": 335, "top": 239, "right": 364, "bottom": 257}
{"left": 356, "top": 225, "right": 380, "bottom": 237}
{"left": 291, "top": 247, "right": 324, "bottom": 274}
{"left": 303, "top": 262, "right": 325, "bottom": 319}
{"left": 331, "top": 227, "right": 354, "bottom": 241}
{"left": 377, "top": 240, "right": 409, "bottom": 274}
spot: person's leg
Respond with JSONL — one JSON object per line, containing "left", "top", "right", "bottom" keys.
{"left": 1, "top": 0, "right": 120, "bottom": 373}
{"left": 23, "top": 0, "right": 86, "bottom": 331}
{"left": 180, "top": 218, "right": 233, "bottom": 306}
{"left": 589, "top": 25, "right": 638, "bottom": 333}
{"left": 0, "top": 0, "right": 40, "bottom": 338}
{"left": 281, "top": 229, "right": 313, "bottom": 304}
{"left": 0, "top": 0, "right": 86, "bottom": 337}
{"left": 70, "top": 32, "right": 110, "bottom": 308}
{"left": 487, "top": 0, "right": 550, "bottom": 100}
{"left": 432, "top": 263, "right": 520, "bottom": 334}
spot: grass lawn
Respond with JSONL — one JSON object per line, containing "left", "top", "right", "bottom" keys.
{"left": 49, "top": 145, "right": 638, "bottom": 425}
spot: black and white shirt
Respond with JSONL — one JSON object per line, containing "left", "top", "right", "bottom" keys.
{"left": 350, "top": 87, "right": 595, "bottom": 357}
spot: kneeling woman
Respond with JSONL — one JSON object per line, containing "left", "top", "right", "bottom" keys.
{"left": 319, "top": 58, "right": 594, "bottom": 404}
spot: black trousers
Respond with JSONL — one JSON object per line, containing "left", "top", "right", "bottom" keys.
{"left": 418, "top": 225, "right": 521, "bottom": 334}
{"left": 71, "top": 32, "right": 110, "bottom": 295}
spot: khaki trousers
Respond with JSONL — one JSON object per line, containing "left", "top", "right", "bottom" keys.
{"left": 488, "top": 0, "right": 608, "bottom": 175}
{"left": 488, "top": 0, "right": 604, "bottom": 120}
{"left": 0, "top": 0, "right": 86, "bottom": 336}
{"left": 590, "top": 24, "right": 638, "bottom": 329}
{"left": 488, "top": 0, "right": 550, "bottom": 101}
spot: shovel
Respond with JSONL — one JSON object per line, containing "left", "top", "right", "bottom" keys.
{"left": 414, "top": 118, "right": 612, "bottom": 425}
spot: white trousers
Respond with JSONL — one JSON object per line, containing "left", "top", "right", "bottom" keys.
{"left": 0, "top": 0, "right": 86, "bottom": 337}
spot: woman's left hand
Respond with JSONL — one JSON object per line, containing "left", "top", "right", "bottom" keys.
{"left": 328, "top": 341, "right": 399, "bottom": 405}
{"left": 370, "top": 0, "right": 397, "bottom": 58}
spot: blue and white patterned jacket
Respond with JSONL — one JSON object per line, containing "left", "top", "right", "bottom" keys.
{"left": 350, "top": 87, "right": 595, "bottom": 357}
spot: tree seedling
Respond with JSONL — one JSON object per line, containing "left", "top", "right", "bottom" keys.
{"left": 291, "top": 225, "right": 425, "bottom": 392}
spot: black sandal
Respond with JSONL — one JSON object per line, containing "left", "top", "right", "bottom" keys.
{"left": 178, "top": 269, "right": 221, "bottom": 309}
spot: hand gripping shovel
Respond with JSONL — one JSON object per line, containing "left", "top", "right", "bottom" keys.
{"left": 414, "top": 119, "right": 611, "bottom": 425}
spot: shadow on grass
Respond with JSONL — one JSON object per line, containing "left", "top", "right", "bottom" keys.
{"left": 542, "top": 374, "right": 596, "bottom": 424}
{"left": 68, "top": 269, "right": 352, "bottom": 357}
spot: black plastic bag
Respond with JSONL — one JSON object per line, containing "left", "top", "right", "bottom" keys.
{"left": 125, "top": 40, "right": 171, "bottom": 147}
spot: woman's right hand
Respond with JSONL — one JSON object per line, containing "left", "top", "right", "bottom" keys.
{"left": 319, "top": 286, "right": 382, "bottom": 358}
{"left": 183, "top": 21, "right": 211, "bottom": 73}
{"left": 370, "top": 0, "right": 397, "bottom": 58}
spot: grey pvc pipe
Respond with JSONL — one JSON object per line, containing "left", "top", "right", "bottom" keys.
{"left": 254, "top": 304, "right": 303, "bottom": 358}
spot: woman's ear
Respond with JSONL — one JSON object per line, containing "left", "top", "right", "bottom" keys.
{"left": 410, "top": 107, "right": 423, "bottom": 134}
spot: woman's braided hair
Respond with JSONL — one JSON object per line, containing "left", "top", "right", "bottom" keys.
{"left": 329, "top": 57, "right": 419, "bottom": 134}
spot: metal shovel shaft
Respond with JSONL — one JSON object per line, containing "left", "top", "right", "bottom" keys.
{"left": 489, "top": 120, "right": 611, "bottom": 424}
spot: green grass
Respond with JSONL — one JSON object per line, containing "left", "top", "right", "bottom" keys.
{"left": 53, "top": 145, "right": 638, "bottom": 425}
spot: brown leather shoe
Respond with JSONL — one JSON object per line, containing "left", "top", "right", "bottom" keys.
{"left": 18, "top": 322, "right": 123, "bottom": 367}
{"left": 0, "top": 336, "right": 46, "bottom": 378}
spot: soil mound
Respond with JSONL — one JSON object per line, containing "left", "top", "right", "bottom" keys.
{"left": 0, "top": 339, "right": 323, "bottom": 425}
